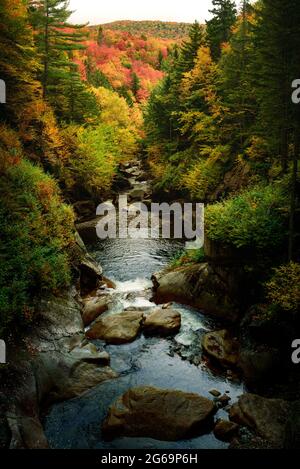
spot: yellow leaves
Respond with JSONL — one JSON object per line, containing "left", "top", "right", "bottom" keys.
{"left": 245, "top": 136, "right": 270, "bottom": 162}
{"left": 266, "top": 262, "right": 300, "bottom": 313}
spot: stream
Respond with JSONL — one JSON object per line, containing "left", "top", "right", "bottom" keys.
{"left": 44, "top": 165, "right": 245, "bottom": 449}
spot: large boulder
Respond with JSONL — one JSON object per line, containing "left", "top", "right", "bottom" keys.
{"left": 86, "top": 311, "right": 144, "bottom": 344}
{"left": 152, "top": 263, "right": 239, "bottom": 322}
{"left": 102, "top": 386, "right": 216, "bottom": 441}
{"left": 76, "top": 217, "right": 100, "bottom": 244}
{"left": 143, "top": 307, "right": 181, "bottom": 336}
{"left": 202, "top": 330, "right": 240, "bottom": 368}
{"left": 78, "top": 256, "right": 103, "bottom": 295}
{"left": 34, "top": 344, "right": 116, "bottom": 405}
{"left": 229, "top": 393, "right": 290, "bottom": 447}
{"left": 82, "top": 295, "right": 111, "bottom": 326}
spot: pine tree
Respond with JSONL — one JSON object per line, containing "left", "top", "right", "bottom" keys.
{"left": 28, "top": 0, "right": 87, "bottom": 99}
{"left": 177, "top": 21, "right": 204, "bottom": 74}
{"left": 218, "top": 1, "right": 256, "bottom": 147}
{"left": 206, "top": 0, "right": 237, "bottom": 61}
{"left": 0, "top": 0, "right": 41, "bottom": 124}
{"left": 157, "top": 49, "right": 164, "bottom": 70}
{"left": 252, "top": 0, "right": 300, "bottom": 170}
{"left": 131, "top": 72, "right": 141, "bottom": 98}
{"left": 97, "top": 26, "right": 104, "bottom": 46}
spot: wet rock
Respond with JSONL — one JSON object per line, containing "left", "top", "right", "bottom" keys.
{"left": 34, "top": 346, "right": 116, "bottom": 405}
{"left": 102, "top": 277, "right": 116, "bottom": 290}
{"left": 102, "top": 386, "right": 216, "bottom": 441}
{"left": 30, "top": 288, "right": 84, "bottom": 352}
{"left": 218, "top": 394, "right": 231, "bottom": 406}
{"left": 86, "top": 311, "right": 144, "bottom": 344}
{"left": 4, "top": 361, "right": 49, "bottom": 449}
{"left": 214, "top": 419, "right": 239, "bottom": 442}
{"left": 78, "top": 256, "right": 103, "bottom": 295}
{"left": 209, "top": 389, "right": 221, "bottom": 397}
{"left": 82, "top": 295, "right": 111, "bottom": 326}
{"left": 152, "top": 264, "right": 239, "bottom": 322}
{"left": 128, "top": 187, "right": 147, "bottom": 201}
{"left": 76, "top": 217, "right": 100, "bottom": 244}
{"left": 202, "top": 330, "right": 240, "bottom": 368}
{"left": 143, "top": 307, "right": 181, "bottom": 336}
{"left": 229, "top": 393, "right": 290, "bottom": 447}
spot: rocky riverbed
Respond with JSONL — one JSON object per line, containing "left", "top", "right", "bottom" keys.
{"left": 1, "top": 160, "right": 298, "bottom": 449}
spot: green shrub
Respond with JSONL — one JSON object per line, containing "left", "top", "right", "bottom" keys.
{"left": 61, "top": 123, "right": 139, "bottom": 199}
{"left": 170, "top": 247, "right": 205, "bottom": 268}
{"left": 205, "top": 183, "right": 288, "bottom": 249}
{"left": 265, "top": 262, "right": 300, "bottom": 313}
{"left": 0, "top": 158, "right": 75, "bottom": 334}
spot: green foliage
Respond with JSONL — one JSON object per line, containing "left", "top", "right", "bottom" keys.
{"left": 0, "top": 146, "right": 74, "bottom": 335}
{"left": 265, "top": 262, "right": 300, "bottom": 313}
{"left": 177, "top": 21, "right": 204, "bottom": 74}
{"left": 60, "top": 117, "right": 139, "bottom": 200}
{"left": 99, "top": 21, "right": 192, "bottom": 39}
{"left": 206, "top": 0, "right": 237, "bottom": 60}
{"left": 183, "top": 151, "right": 228, "bottom": 200}
{"left": 29, "top": 0, "right": 94, "bottom": 122}
{"left": 205, "top": 183, "right": 288, "bottom": 249}
{"left": 170, "top": 247, "right": 205, "bottom": 268}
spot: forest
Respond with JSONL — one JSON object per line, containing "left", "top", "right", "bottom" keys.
{"left": 0, "top": 0, "right": 299, "bottom": 452}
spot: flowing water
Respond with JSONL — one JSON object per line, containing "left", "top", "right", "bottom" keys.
{"left": 44, "top": 234, "right": 244, "bottom": 449}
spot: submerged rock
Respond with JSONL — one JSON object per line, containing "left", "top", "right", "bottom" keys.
{"left": 143, "top": 307, "right": 181, "bottom": 336}
{"left": 102, "top": 386, "right": 216, "bottom": 441}
{"left": 86, "top": 311, "right": 144, "bottom": 344}
{"left": 202, "top": 330, "right": 240, "bottom": 368}
{"left": 229, "top": 393, "right": 290, "bottom": 447}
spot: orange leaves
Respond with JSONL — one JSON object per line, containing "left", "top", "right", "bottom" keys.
{"left": 78, "top": 26, "right": 172, "bottom": 102}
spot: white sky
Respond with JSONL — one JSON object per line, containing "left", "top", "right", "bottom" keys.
{"left": 69, "top": 0, "right": 241, "bottom": 25}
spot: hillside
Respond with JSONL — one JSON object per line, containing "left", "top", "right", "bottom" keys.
{"left": 99, "top": 20, "right": 192, "bottom": 39}
{"left": 76, "top": 22, "right": 190, "bottom": 101}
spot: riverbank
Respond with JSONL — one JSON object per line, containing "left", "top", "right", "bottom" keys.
{"left": 1, "top": 160, "right": 299, "bottom": 450}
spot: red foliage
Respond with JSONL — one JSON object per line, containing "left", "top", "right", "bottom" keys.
{"left": 77, "top": 28, "right": 175, "bottom": 101}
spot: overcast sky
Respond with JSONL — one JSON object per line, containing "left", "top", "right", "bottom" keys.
{"left": 69, "top": 0, "right": 241, "bottom": 25}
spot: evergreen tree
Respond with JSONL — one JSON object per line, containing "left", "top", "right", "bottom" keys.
{"left": 177, "top": 21, "right": 204, "bottom": 74}
{"left": 97, "top": 25, "right": 104, "bottom": 46}
{"left": 206, "top": 0, "right": 237, "bottom": 60}
{"left": 157, "top": 49, "right": 164, "bottom": 70}
{"left": 131, "top": 72, "right": 141, "bottom": 98}
{"left": 218, "top": 2, "right": 256, "bottom": 148}
{"left": 252, "top": 0, "right": 300, "bottom": 171}
{"left": 28, "top": 0, "right": 87, "bottom": 98}
{"left": 0, "top": 0, "right": 40, "bottom": 124}
{"left": 85, "top": 55, "right": 112, "bottom": 89}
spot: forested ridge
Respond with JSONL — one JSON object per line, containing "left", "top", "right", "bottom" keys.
{"left": 0, "top": 0, "right": 299, "bottom": 356}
